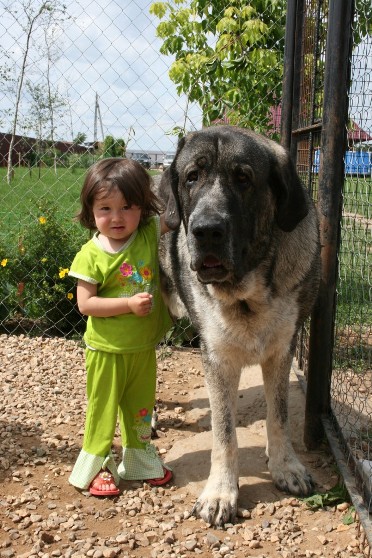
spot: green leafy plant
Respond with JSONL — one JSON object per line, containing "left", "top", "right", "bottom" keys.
{"left": 0, "top": 249, "right": 19, "bottom": 321}
{"left": 164, "top": 317, "right": 199, "bottom": 347}
{"left": 1, "top": 199, "right": 86, "bottom": 334}
{"left": 302, "top": 483, "right": 350, "bottom": 510}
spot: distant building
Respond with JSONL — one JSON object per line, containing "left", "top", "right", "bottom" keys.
{"left": 0, "top": 132, "right": 88, "bottom": 167}
{"left": 268, "top": 104, "right": 372, "bottom": 146}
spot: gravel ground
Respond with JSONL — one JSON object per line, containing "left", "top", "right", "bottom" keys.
{"left": 0, "top": 334, "right": 369, "bottom": 557}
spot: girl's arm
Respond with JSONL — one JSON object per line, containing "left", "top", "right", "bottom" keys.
{"left": 76, "top": 279, "right": 152, "bottom": 318}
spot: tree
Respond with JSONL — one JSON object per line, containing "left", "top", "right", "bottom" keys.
{"left": 4, "top": 0, "right": 68, "bottom": 184}
{"left": 22, "top": 80, "right": 64, "bottom": 176}
{"left": 42, "top": 18, "right": 67, "bottom": 175}
{"left": 103, "top": 136, "right": 126, "bottom": 158}
{"left": 150, "top": 0, "right": 286, "bottom": 133}
{"left": 0, "top": 53, "right": 15, "bottom": 130}
{"left": 151, "top": 0, "right": 372, "bottom": 137}
{"left": 73, "top": 132, "right": 87, "bottom": 145}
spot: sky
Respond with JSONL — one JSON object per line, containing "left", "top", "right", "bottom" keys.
{"left": 0, "top": 0, "right": 203, "bottom": 153}
{"left": 0, "top": 0, "right": 370, "bottom": 153}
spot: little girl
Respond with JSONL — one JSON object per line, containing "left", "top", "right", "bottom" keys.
{"left": 68, "top": 157, "right": 173, "bottom": 496}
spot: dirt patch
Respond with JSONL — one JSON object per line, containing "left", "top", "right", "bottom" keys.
{"left": 0, "top": 335, "right": 368, "bottom": 557}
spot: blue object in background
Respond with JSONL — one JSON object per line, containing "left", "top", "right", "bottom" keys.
{"left": 313, "top": 149, "right": 372, "bottom": 176}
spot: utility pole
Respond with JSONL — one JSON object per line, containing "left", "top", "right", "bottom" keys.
{"left": 94, "top": 93, "right": 104, "bottom": 145}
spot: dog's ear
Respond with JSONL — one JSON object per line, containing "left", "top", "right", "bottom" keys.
{"left": 160, "top": 136, "right": 187, "bottom": 229}
{"left": 161, "top": 167, "right": 181, "bottom": 229}
{"left": 270, "top": 147, "right": 310, "bottom": 232}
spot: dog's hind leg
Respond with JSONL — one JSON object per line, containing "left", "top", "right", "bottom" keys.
{"left": 261, "top": 351, "right": 314, "bottom": 496}
{"left": 192, "top": 353, "right": 241, "bottom": 527}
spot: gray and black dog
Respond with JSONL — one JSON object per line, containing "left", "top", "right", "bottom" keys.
{"left": 157, "top": 125, "right": 320, "bottom": 527}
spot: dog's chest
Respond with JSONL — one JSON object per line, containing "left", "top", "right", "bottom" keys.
{"left": 200, "top": 287, "right": 298, "bottom": 364}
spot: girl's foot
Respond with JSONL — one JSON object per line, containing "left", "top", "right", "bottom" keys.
{"left": 146, "top": 467, "right": 173, "bottom": 487}
{"left": 89, "top": 470, "right": 121, "bottom": 496}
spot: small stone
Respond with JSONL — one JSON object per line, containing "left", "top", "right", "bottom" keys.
{"left": 205, "top": 533, "right": 220, "bottom": 548}
{"left": 337, "top": 502, "right": 350, "bottom": 512}
{"left": 184, "top": 539, "right": 198, "bottom": 551}
{"left": 237, "top": 507, "right": 251, "bottom": 518}
{"left": 242, "top": 529, "right": 255, "bottom": 541}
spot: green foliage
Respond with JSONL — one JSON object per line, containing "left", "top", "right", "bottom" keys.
{"left": 302, "top": 483, "right": 350, "bottom": 510}
{"left": 73, "top": 132, "right": 87, "bottom": 145}
{"left": 302, "top": 483, "right": 355, "bottom": 525}
{"left": 0, "top": 199, "right": 86, "bottom": 334}
{"left": 103, "top": 136, "right": 126, "bottom": 158}
{"left": 150, "top": 0, "right": 286, "bottom": 132}
{"left": 164, "top": 317, "right": 199, "bottom": 347}
{"left": 68, "top": 152, "right": 96, "bottom": 171}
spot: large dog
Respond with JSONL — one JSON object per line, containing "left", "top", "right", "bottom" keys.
{"left": 158, "top": 126, "right": 320, "bottom": 527}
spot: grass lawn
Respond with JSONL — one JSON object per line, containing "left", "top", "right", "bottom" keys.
{"left": 0, "top": 166, "right": 161, "bottom": 244}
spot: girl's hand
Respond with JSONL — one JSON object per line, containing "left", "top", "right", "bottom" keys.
{"left": 128, "top": 292, "right": 153, "bottom": 316}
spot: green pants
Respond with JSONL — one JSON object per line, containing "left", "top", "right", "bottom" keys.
{"left": 84, "top": 347, "right": 156, "bottom": 453}
{"left": 69, "top": 347, "right": 166, "bottom": 489}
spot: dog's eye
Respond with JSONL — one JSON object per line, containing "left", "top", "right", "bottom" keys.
{"left": 236, "top": 172, "right": 250, "bottom": 187}
{"left": 186, "top": 171, "right": 198, "bottom": 184}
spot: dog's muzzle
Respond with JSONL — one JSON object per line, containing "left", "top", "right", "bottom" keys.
{"left": 188, "top": 213, "right": 233, "bottom": 283}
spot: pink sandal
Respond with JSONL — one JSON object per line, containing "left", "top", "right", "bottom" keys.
{"left": 146, "top": 467, "right": 173, "bottom": 487}
{"left": 89, "top": 470, "right": 121, "bottom": 496}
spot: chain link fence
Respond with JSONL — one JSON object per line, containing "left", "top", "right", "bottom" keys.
{"left": 331, "top": 7, "right": 372, "bottom": 524}
{"left": 0, "top": 0, "right": 371, "bottom": 538}
{"left": 0, "top": 0, "right": 286, "bottom": 338}
{"left": 281, "top": 0, "right": 371, "bottom": 544}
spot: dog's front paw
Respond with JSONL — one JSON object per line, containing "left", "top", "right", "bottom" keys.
{"left": 192, "top": 482, "right": 239, "bottom": 527}
{"left": 269, "top": 456, "right": 314, "bottom": 497}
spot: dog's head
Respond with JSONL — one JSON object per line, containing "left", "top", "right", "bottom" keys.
{"left": 159, "top": 126, "right": 310, "bottom": 285}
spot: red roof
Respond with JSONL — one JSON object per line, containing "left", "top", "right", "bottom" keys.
{"left": 347, "top": 120, "right": 372, "bottom": 143}
{"left": 268, "top": 105, "right": 371, "bottom": 143}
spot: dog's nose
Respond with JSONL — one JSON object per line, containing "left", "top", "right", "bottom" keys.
{"left": 191, "top": 216, "right": 227, "bottom": 242}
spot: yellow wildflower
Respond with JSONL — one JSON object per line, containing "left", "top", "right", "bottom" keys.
{"left": 41, "top": 257, "right": 47, "bottom": 263}
{"left": 38, "top": 216, "right": 47, "bottom": 225}
{"left": 59, "top": 267, "right": 69, "bottom": 279}
{"left": 1, "top": 258, "right": 8, "bottom": 267}
{"left": 59, "top": 267, "right": 70, "bottom": 279}
{"left": 67, "top": 293, "right": 74, "bottom": 300}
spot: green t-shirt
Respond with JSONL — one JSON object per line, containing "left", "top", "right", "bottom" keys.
{"left": 69, "top": 215, "right": 172, "bottom": 353}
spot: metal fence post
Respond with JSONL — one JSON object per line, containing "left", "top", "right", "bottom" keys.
{"left": 281, "top": 0, "right": 298, "bottom": 150}
{"left": 304, "top": 0, "right": 354, "bottom": 449}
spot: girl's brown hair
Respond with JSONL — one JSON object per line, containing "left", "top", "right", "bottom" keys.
{"left": 76, "top": 157, "right": 163, "bottom": 230}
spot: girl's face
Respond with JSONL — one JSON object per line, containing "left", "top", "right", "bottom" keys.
{"left": 92, "top": 187, "right": 142, "bottom": 244}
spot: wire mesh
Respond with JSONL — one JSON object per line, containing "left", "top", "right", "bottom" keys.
{"left": 0, "top": 0, "right": 286, "bottom": 339}
{"left": 293, "top": 0, "right": 328, "bottom": 374}
{"left": 290, "top": 0, "right": 371, "bottom": 536}
{"left": 331, "top": 10, "right": 372, "bottom": 513}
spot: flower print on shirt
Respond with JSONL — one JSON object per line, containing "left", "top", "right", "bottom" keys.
{"left": 120, "top": 262, "right": 133, "bottom": 277}
{"left": 117, "top": 259, "right": 157, "bottom": 304}
{"left": 139, "top": 265, "right": 152, "bottom": 282}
